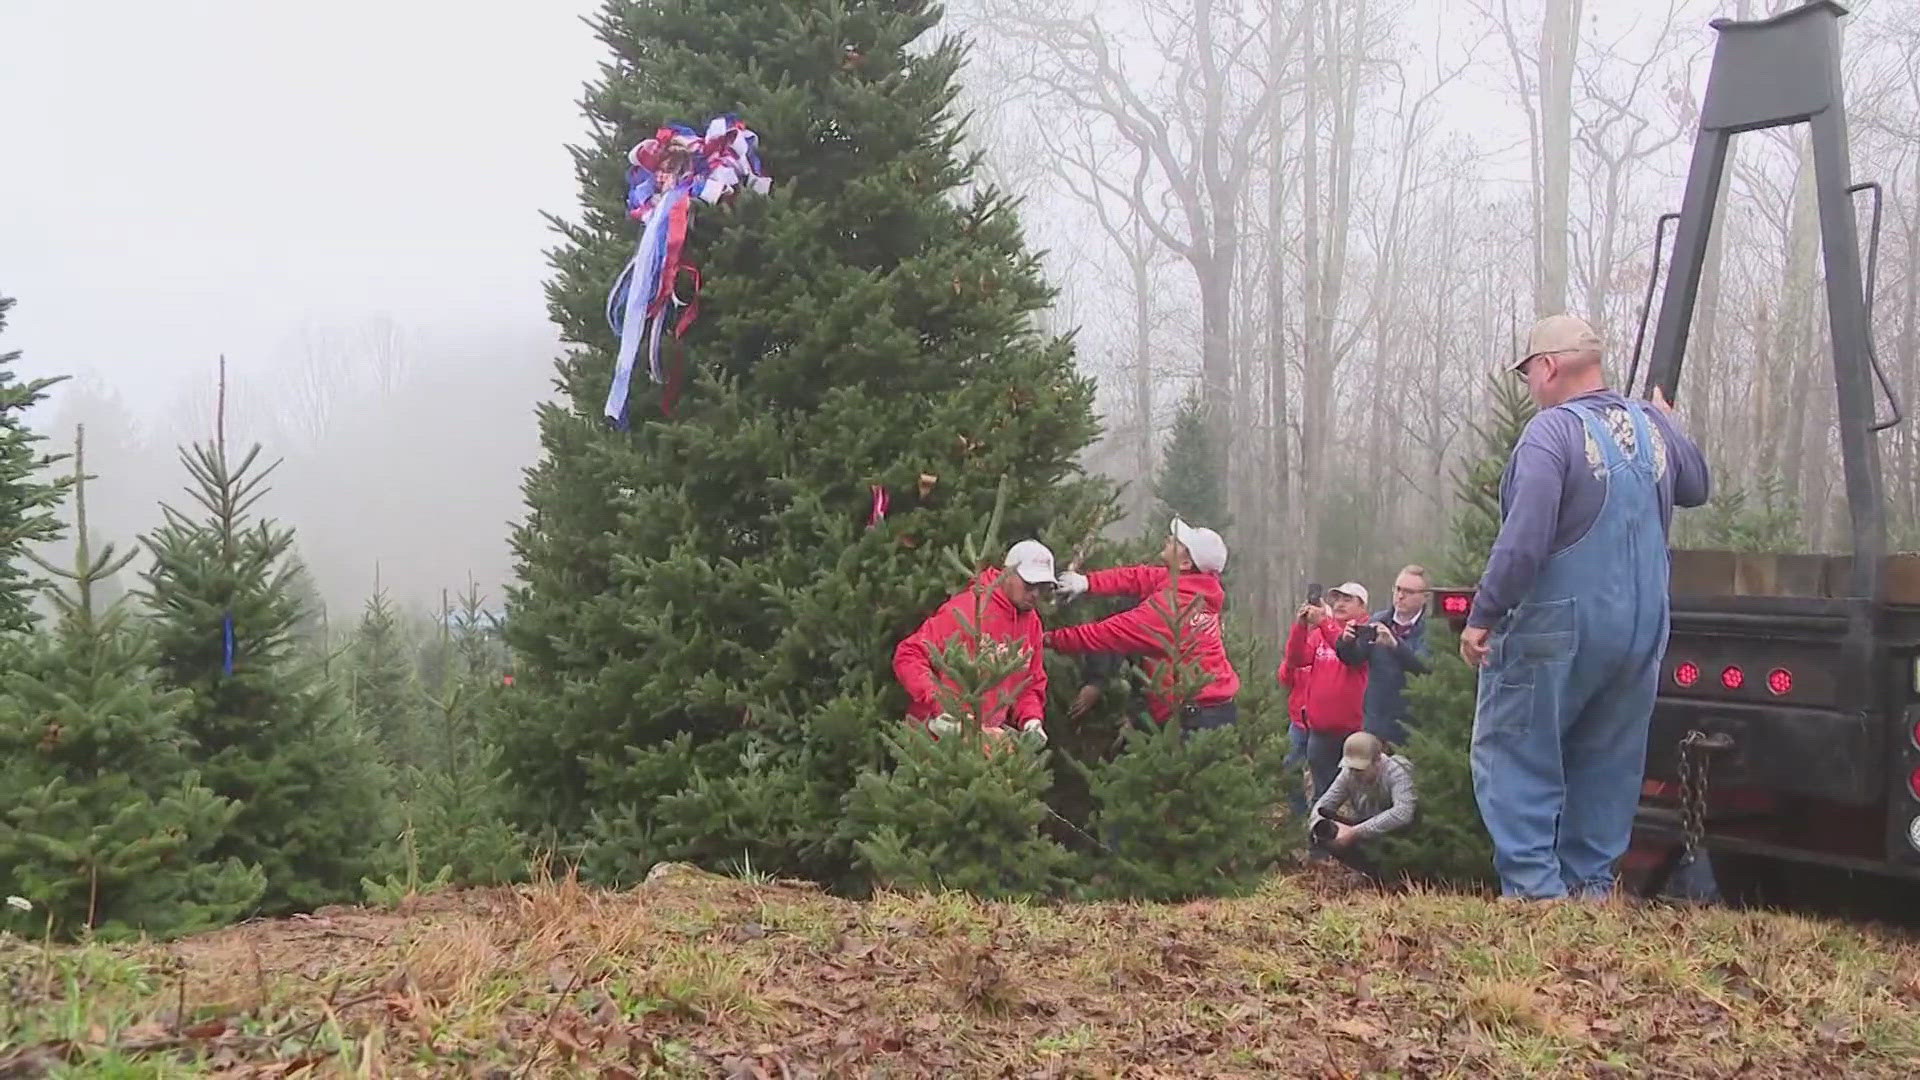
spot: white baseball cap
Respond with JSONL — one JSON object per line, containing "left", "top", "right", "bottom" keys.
{"left": 1330, "top": 581, "right": 1370, "bottom": 607}
{"left": 1170, "top": 518, "right": 1228, "bottom": 574}
{"left": 1003, "top": 539, "right": 1058, "bottom": 585}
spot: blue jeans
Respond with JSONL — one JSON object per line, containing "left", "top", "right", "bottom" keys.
{"left": 1471, "top": 401, "right": 1671, "bottom": 899}
{"left": 1282, "top": 724, "right": 1309, "bottom": 816}
{"left": 1306, "top": 729, "right": 1349, "bottom": 803}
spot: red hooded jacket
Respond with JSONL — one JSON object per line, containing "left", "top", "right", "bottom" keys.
{"left": 1283, "top": 616, "right": 1369, "bottom": 735}
{"left": 1044, "top": 565, "right": 1239, "bottom": 722}
{"left": 893, "top": 570, "right": 1046, "bottom": 730}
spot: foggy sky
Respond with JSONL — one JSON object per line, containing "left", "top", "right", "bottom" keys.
{"left": 1, "top": 0, "right": 1708, "bottom": 619}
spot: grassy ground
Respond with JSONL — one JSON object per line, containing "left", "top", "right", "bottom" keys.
{"left": 4, "top": 863, "right": 1919, "bottom": 1078}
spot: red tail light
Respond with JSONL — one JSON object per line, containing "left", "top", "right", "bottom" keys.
{"left": 1766, "top": 668, "right": 1792, "bottom": 696}
{"left": 1912, "top": 718, "right": 1920, "bottom": 751}
{"left": 1440, "top": 593, "right": 1472, "bottom": 616}
{"left": 1674, "top": 661, "right": 1700, "bottom": 688}
{"left": 1910, "top": 765, "right": 1920, "bottom": 801}
{"left": 1721, "top": 665, "right": 1745, "bottom": 690}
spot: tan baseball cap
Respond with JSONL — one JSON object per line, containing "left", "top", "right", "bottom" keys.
{"left": 1516, "top": 314, "right": 1603, "bottom": 370}
{"left": 1341, "top": 731, "right": 1384, "bottom": 771}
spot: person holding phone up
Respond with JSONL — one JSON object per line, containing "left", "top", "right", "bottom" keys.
{"left": 1284, "top": 582, "right": 1374, "bottom": 800}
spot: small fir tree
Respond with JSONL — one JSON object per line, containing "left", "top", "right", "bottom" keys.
{"left": 141, "top": 364, "right": 393, "bottom": 914}
{"left": 1679, "top": 470, "right": 1801, "bottom": 553}
{"left": 366, "top": 581, "right": 524, "bottom": 899}
{"left": 0, "top": 427, "right": 264, "bottom": 940}
{"left": 838, "top": 481, "right": 1074, "bottom": 899}
{"left": 1372, "top": 374, "right": 1534, "bottom": 888}
{"left": 0, "top": 292, "right": 73, "bottom": 634}
{"left": 350, "top": 574, "right": 423, "bottom": 768}
{"left": 1152, "top": 388, "right": 1231, "bottom": 531}
{"left": 1066, "top": 576, "right": 1281, "bottom": 901}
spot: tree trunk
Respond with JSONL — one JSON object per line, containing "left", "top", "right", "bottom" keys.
{"left": 1537, "top": 0, "right": 1581, "bottom": 315}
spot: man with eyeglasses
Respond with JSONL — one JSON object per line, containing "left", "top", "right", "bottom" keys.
{"left": 1359, "top": 565, "right": 1433, "bottom": 750}
{"left": 1460, "top": 314, "right": 1710, "bottom": 901}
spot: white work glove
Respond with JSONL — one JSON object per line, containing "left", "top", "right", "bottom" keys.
{"left": 1055, "top": 571, "right": 1088, "bottom": 599}
{"left": 927, "top": 714, "right": 961, "bottom": 738}
{"left": 1018, "top": 718, "right": 1047, "bottom": 746}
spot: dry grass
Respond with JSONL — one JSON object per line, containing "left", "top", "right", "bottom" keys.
{"left": 3, "top": 861, "right": 1919, "bottom": 1077}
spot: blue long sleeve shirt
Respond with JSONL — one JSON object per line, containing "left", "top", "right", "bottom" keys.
{"left": 1468, "top": 390, "right": 1711, "bottom": 631}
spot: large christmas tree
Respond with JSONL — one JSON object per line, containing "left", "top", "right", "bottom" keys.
{"left": 501, "top": 0, "right": 1109, "bottom": 885}
{"left": 0, "top": 428, "right": 265, "bottom": 940}
{"left": 141, "top": 373, "right": 394, "bottom": 913}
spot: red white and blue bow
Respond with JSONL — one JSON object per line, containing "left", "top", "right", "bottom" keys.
{"left": 604, "top": 115, "right": 772, "bottom": 429}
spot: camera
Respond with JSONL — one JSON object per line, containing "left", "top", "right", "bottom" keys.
{"left": 1310, "top": 816, "right": 1339, "bottom": 843}
{"left": 1353, "top": 623, "right": 1379, "bottom": 646}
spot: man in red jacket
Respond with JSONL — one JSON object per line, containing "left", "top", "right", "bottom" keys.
{"left": 893, "top": 539, "right": 1056, "bottom": 743}
{"left": 1285, "top": 581, "right": 1373, "bottom": 798}
{"left": 1045, "top": 518, "right": 1241, "bottom": 733}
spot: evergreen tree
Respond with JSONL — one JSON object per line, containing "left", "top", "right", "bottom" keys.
{"left": 141, "top": 369, "right": 393, "bottom": 914}
{"left": 349, "top": 574, "right": 422, "bottom": 768}
{"left": 367, "top": 581, "right": 524, "bottom": 899}
{"left": 1068, "top": 584, "right": 1282, "bottom": 900}
{"left": 501, "top": 0, "right": 1108, "bottom": 885}
{"left": 1373, "top": 375, "right": 1534, "bottom": 888}
{"left": 838, "top": 483, "right": 1073, "bottom": 898}
{"left": 1152, "top": 388, "right": 1230, "bottom": 531}
{"left": 1679, "top": 470, "right": 1801, "bottom": 553}
{"left": 0, "top": 293, "right": 73, "bottom": 634}
{"left": 0, "top": 427, "right": 263, "bottom": 941}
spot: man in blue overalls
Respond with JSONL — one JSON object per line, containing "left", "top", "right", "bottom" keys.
{"left": 1459, "top": 314, "right": 1711, "bottom": 900}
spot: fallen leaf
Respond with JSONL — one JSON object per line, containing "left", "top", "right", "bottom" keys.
{"left": 116, "top": 1021, "right": 172, "bottom": 1045}
{"left": 547, "top": 960, "right": 577, "bottom": 993}
{"left": 1326, "top": 1017, "right": 1385, "bottom": 1045}
{"left": 911, "top": 1013, "right": 942, "bottom": 1033}
{"left": 181, "top": 1017, "right": 228, "bottom": 1040}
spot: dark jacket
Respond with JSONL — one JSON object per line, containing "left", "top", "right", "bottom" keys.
{"left": 1360, "top": 608, "right": 1429, "bottom": 745}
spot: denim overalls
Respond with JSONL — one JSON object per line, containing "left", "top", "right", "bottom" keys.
{"left": 1471, "top": 400, "right": 1671, "bottom": 899}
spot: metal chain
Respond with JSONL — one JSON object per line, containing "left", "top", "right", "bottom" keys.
{"left": 1676, "top": 730, "right": 1731, "bottom": 863}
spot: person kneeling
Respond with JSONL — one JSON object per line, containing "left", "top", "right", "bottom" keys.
{"left": 1307, "top": 732, "right": 1416, "bottom": 882}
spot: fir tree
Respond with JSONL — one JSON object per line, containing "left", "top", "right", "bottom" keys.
{"left": 0, "top": 292, "right": 73, "bottom": 634}
{"left": 1152, "top": 388, "right": 1230, "bottom": 531}
{"left": 141, "top": 364, "right": 393, "bottom": 914}
{"left": 1067, "top": 579, "right": 1282, "bottom": 900}
{"left": 838, "top": 480, "right": 1073, "bottom": 899}
{"left": 1679, "top": 470, "right": 1801, "bottom": 553}
{"left": 369, "top": 580, "right": 524, "bottom": 897}
{"left": 0, "top": 427, "right": 264, "bottom": 941}
{"left": 350, "top": 574, "right": 422, "bottom": 768}
{"left": 1373, "top": 375, "right": 1534, "bottom": 888}
{"left": 501, "top": 0, "right": 1109, "bottom": 885}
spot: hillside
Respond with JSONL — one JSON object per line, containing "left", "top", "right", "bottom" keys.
{"left": 5, "top": 864, "right": 1919, "bottom": 1078}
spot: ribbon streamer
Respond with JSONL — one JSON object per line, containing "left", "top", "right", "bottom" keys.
{"left": 221, "top": 612, "right": 235, "bottom": 676}
{"left": 603, "top": 115, "right": 771, "bottom": 429}
{"left": 868, "top": 485, "right": 890, "bottom": 529}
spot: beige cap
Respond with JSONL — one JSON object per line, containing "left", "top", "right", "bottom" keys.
{"left": 1330, "top": 581, "right": 1369, "bottom": 608}
{"left": 1340, "top": 731, "right": 1384, "bottom": 771}
{"left": 1516, "top": 314, "right": 1603, "bottom": 370}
